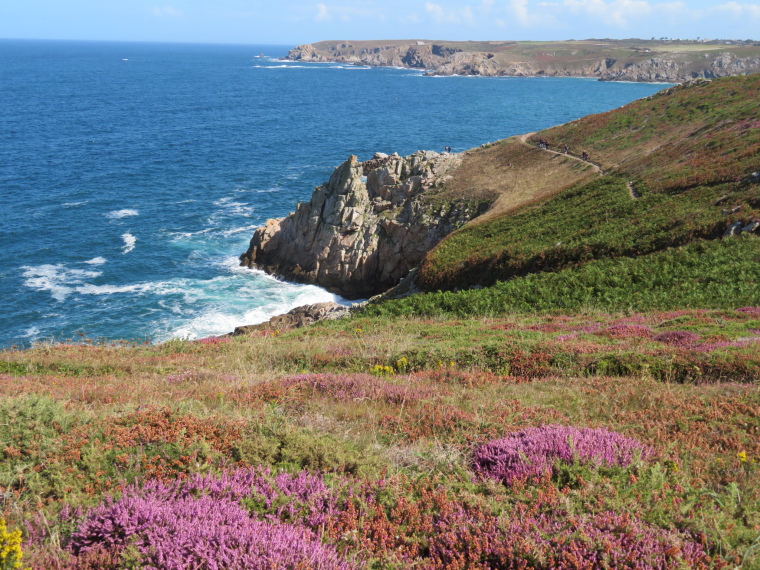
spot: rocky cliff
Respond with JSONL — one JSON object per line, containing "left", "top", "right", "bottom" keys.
{"left": 240, "top": 151, "right": 489, "bottom": 299}
{"left": 286, "top": 40, "right": 760, "bottom": 83}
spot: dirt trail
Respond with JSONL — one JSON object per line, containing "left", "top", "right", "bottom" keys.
{"left": 519, "top": 132, "right": 603, "bottom": 175}
{"left": 459, "top": 135, "right": 600, "bottom": 226}
{"left": 627, "top": 180, "right": 640, "bottom": 199}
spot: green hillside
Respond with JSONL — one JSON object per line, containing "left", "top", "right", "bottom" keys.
{"left": 407, "top": 76, "right": 759, "bottom": 305}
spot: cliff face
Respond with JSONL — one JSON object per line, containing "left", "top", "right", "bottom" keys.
{"left": 287, "top": 43, "right": 455, "bottom": 70}
{"left": 240, "top": 151, "right": 488, "bottom": 299}
{"left": 286, "top": 41, "right": 760, "bottom": 83}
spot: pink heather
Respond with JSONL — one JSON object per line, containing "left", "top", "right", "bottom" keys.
{"left": 473, "top": 424, "right": 652, "bottom": 486}
{"left": 68, "top": 467, "right": 353, "bottom": 569}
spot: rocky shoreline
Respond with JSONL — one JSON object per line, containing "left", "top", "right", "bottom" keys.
{"left": 286, "top": 40, "right": 760, "bottom": 83}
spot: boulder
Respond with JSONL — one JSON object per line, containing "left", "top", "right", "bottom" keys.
{"left": 723, "top": 221, "right": 744, "bottom": 236}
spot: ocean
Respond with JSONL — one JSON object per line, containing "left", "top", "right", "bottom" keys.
{"left": 0, "top": 39, "right": 669, "bottom": 347}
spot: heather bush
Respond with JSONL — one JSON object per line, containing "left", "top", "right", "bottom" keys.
{"left": 428, "top": 507, "right": 719, "bottom": 569}
{"left": 596, "top": 324, "right": 653, "bottom": 339}
{"left": 653, "top": 330, "right": 701, "bottom": 347}
{"left": 473, "top": 425, "right": 651, "bottom": 486}
{"left": 73, "top": 494, "right": 351, "bottom": 569}
{"left": 737, "top": 307, "right": 760, "bottom": 316}
{"left": 67, "top": 468, "right": 352, "bottom": 569}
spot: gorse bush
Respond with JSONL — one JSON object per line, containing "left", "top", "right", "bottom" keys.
{"left": 282, "top": 373, "right": 436, "bottom": 405}
{"left": 473, "top": 425, "right": 652, "bottom": 486}
{"left": 0, "top": 518, "right": 25, "bottom": 570}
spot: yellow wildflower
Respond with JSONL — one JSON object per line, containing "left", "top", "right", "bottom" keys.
{"left": 0, "top": 517, "right": 25, "bottom": 570}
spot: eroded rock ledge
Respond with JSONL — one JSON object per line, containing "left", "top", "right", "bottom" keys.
{"left": 240, "top": 151, "right": 489, "bottom": 299}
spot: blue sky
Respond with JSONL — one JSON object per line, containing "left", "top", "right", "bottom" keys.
{"left": 1, "top": 0, "right": 758, "bottom": 45}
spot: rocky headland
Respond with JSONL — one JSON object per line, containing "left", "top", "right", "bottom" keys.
{"left": 286, "top": 39, "right": 760, "bottom": 83}
{"left": 240, "top": 150, "right": 490, "bottom": 299}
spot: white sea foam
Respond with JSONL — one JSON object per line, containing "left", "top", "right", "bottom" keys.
{"left": 84, "top": 257, "right": 107, "bottom": 265}
{"left": 212, "top": 197, "right": 254, "bottom": 217}
{"left": 21, "top": 264, "right": 102, "bottom": 302}
{"left": 169, "top": 228, "right": 213, "bottom": 241}
{"left": 217, "top": 255, "right": 252, "bottom": 274}
{"left": 63, "top": 201, "right": 88, "bottom": 207}
{"left": 156, "top": 284, "right": 340, "bottom": 341}
{"left": 22, "top": 326, "right": 40, "bottom": 339}
{"left": 107, "top": 209, "right": 139, "bottom": 219}
{"left": 146, "top": 258, "right": 351, "bottom": 341}
{"left": 121, "top": 233, "right": 136, "bottom": 254}
{"left": 75, "top": 283, "right": 154, "bottom": 295}
{"left": 220, "top": 225, "right": 258, "bottom": 238}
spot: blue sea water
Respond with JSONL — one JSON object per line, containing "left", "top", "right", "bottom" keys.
{"left": 0, "top": 39, "right": 669, "bottom": 347}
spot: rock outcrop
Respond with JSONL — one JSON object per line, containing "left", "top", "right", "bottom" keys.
{"left": 230, "top": 302, "right": 350, "bottom": 335}
{"left": 240, "top": 151, "right": 489, "bottom": 299}
{"left": 285, "top": 41, "right": 760, "bottom": 83}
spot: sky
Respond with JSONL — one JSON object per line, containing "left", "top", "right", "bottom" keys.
{"left": 1, "top": 0, "right": 758, "bottom": 46}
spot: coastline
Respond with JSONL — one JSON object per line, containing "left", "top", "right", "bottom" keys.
{"left": 285, "top": 39, "right": 760, "bottom": 83}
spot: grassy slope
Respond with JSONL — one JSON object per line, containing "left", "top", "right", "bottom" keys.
{"left": 2, "top": 77, "right": 760, "bottom": 569}
{"left": 409, "top": 75, "right": 759, "bottom": 301}
{"left": 427, "top": 136, "right": 599, "bottom": 221}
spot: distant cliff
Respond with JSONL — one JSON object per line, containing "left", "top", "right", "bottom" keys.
{"left": 286, "top": 39, "right": 760, "bottom": 83}
{"left": 240, "top": 151, "right": 490, "bottom": 299}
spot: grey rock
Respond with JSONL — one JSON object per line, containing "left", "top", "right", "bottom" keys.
{"left": 724, "top": 221, "right": 744, "bottom": 236}
{"left": 230, "top": 302, "right": 350, "bottom": 335}
{"left": 713, "top": 195, "right": 730, "bottom": 206}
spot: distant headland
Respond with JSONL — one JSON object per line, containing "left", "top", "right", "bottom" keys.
{"left": 286, "top": 38, "right": 760, "bottom": 83}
